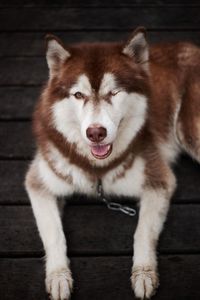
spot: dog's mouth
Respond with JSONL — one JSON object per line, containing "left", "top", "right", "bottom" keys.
{"left": 90, "top": 143, "right": 113, "bottom": 159}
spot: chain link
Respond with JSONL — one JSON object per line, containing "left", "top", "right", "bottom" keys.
{"left": 97, "top": 179, "right": 136, "bottom": 217}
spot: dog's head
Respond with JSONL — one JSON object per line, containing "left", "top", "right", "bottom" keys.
{"left": 43, "top": 28, "right": 150, "bottom": 165}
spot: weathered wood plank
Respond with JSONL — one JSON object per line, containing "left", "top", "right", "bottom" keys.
{"left": 0, "top": 87, "right": 39, "bottom": 120}
{"left": 0, "top": 122, "right": 35, "bottom": 158}
{"left": 0, "top": 256, "right": 199, "bottom": 300}
{"left": 1, "top": 0, "right": 200, "bottom": 7}
{"left": 0, "top": 155, "right": 200, "bottom": 204}
{"left": 1, "top": 7, "right": 200, "bottom": 32}
{"left": 0, "top": 58, "right": 47, "bottom": 85}
{"left": 1, "top": 31, "right": 200, "bottom": 57}
{"left": 173, "top": 157, "right": 200, "bottom": 202}
{"left": 0, "top": 161, "right": 29, "bottom": 204}
{"left": 0, "top": 205, "right": 200, "bottom": 255}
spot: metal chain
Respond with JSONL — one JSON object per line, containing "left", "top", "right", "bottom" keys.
{"left": 97, "top": 179, "right": 136, "bottom": 217}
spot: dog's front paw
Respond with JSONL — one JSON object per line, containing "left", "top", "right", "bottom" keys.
{"left": 46, "top": 268, "right": 73, "bottom": 300}
{"left": 131, "top": 265, "right": 159, "bottom": 299}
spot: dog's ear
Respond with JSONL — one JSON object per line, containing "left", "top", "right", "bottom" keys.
{"left": 45, "top": 34, "right": 71, "bottom": 77}
{"left": 122, "top": 27, "right": 149, "bottom": 70}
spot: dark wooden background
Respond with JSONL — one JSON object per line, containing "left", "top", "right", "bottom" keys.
{"left": 0, "top": 1, "right": 200, "bottom": 299}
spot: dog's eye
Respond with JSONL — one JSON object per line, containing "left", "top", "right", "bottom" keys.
{"left": 74, "top": 92, "right": 85, "bottom": 99}
{"left": 109, "top": 90, "right": 121, "bottom": 97}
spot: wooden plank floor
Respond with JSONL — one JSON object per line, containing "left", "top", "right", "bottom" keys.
{"left": 0, "top": 1, "right": 200, "bottom": 299}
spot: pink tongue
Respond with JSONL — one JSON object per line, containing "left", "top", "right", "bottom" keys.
{"left": 91, "top": 144, "right": 110, "bottom": 157}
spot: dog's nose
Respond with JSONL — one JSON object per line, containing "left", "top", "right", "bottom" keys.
{"left": 86, "top": 126, "right": 107, "bottom": 143}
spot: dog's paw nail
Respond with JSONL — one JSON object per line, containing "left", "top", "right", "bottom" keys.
{"left": 131, "top": 266, "right": 159, "bottom": 299}
{"left": 46, "top": 268, "right": 73, "bottom": 300}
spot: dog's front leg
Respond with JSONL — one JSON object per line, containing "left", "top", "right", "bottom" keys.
{"left": 131, "top": 171, "right": 176, "bottom": 299}
{"left": 25, "top": 164, "right": 73, "bottom": 300}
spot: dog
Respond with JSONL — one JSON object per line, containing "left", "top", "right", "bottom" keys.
{"left": 25, "top": 27, "right": 200, "bottom": 299}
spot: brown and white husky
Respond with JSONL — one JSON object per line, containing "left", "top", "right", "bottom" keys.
{"left": 25, "top": 27, "right": 200, "bottom": 299}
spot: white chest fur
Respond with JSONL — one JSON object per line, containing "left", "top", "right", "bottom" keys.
{"left": 37, "top": 144, "right": 145, "bottom": 199}
{"left": 102, "top": 156, "right": 145, "bottom": 198}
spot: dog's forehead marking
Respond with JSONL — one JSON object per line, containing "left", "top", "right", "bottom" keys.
{"left": 69, "top": 73, "right": 117, "bottom": 97}
{"left": 99, "top": 73, "right": 117, "bottom": 95}
{"left": 69, "top": 74, "right": 92, "bottom": 96}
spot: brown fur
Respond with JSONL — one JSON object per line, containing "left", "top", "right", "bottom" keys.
{"left": 111, "top": 154, "right": 136, "bottom": 183}
{"left": 33, "top": 39, "right": 200, "bottom": 187}
{"left": 25, "top": 163, "right": 45, "bottom": 191}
